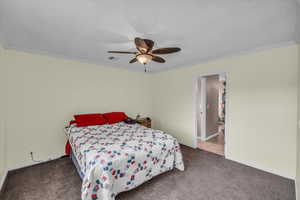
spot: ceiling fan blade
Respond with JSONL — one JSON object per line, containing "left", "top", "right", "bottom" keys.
{"left": 134, "top": 37, "right": 146, "bottom": 47}
{"left": 151, "top": 56, "right": 165, "bottom": 63}
{"left": 108, "top": 51, "right": 137, "bottom": 54}
{"left": 151, "top": 47, "right": 181, "bottom": 54}
{"left": 135, "top": 37, "right": 153, "bottom": 53}
{"left": 129, "top": 57, "right": 138, "bottom": 64}
{"left": 143, "top": 39, "right": 154, "bottom": 52}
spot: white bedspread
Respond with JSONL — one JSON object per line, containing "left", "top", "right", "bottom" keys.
{"left": 65, "top": 122, "right": 184, "bottom": 200}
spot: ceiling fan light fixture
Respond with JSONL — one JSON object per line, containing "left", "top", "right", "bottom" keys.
{"left": 136, "top": 54, "right": 152, "bottom": 65}
{"left": 108, "top": 37, "right": 181, "bottom": 66}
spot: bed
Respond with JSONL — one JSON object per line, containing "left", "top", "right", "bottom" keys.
{"left": 65, "top": 121, "right": 184, "bottom": 200}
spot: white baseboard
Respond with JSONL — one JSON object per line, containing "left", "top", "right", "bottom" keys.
{"left": 179, "top": 141, "right": 197, "bottom": 149}
{"left": 0, "top": 155, "right": 66, "bottom": 192}
{"left": 296, "top": 181, "right": 298, "bottom": 200}
{"left": 226, "top": 156, "right": 294, "bottom": 180}
{"left": 0, "top": 170, "right": 8, "bottom": 192}
{"left": 181, "top": 140, "right": 294, "bottom": 180}
{"left": 296, "top": 178, "right": 299, "bottom": 200}
{"left": 203, "top": 133, "right": 219, "bottom": 141}
{"left": 8, "top": 155, "right": 65, "bottom": 171}
{"left": 197, "top": 133, "right": 219, "bottom": 142}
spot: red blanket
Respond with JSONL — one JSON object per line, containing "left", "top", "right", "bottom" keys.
{"left": 65, "top": 141, "right": 71, "bottom": 155}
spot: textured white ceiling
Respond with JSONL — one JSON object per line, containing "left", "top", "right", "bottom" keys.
{"left": 0, "top": 0, "right": 298, "bottom": 72}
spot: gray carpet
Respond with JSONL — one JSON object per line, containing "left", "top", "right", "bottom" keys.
{"left": 0, "top": 146, "right": 295, "bottom": 200}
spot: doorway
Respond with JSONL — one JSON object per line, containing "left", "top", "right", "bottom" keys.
{"left": 195, "top": 73, "right": 226, "bottom": 156}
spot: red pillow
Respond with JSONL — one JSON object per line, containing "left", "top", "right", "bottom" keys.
{"left": 103, "top": 112, "right": 128, "bottom": 124}
{"left": 69, "top": 120, "right": 77, "bottom": 126}
{"left": 74, "top": 113, "right": 107, "bottom": 127}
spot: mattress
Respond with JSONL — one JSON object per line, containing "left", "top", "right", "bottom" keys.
{"left": 65, "top": 122, "right": 184, "bottom": 200}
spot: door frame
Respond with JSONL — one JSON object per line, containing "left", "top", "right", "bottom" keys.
{"left": 193, "top": 72, "right": 229, "bottom": 157}
{"left": 198, "top": 77, "right": 207, "bottom": 141}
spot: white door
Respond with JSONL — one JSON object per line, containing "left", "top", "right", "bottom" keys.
{"left": 196, "top": 77, "right": 207, "bottom": 140}
{"left": 205, "top": 75, "right": 220, "bottom": 138}
{"left": 198, "top": 75, "right": 219, "bottom": 141}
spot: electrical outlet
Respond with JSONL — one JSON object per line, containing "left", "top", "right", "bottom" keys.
{"left": 30, "top": 152, "right": 42, "bottom": 163}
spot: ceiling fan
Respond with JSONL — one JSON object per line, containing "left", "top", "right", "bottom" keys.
{"left": 108, "top": 37, "right": 181, "bottom": 67}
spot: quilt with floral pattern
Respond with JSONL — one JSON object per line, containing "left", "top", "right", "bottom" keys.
{"left": 65, "top": 122, "right": 184, "bottom": 200}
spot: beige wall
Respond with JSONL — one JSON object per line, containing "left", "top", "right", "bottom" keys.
{"left": 0, "top": 45, "right": 6, "bottom": 183}
{"left": 0, "top": 50, "right": 152, "bottom": 170}
{"left": 296, "top": 43, "right": 300, "bottom": 199}
{"left": 295, "top": 2, "right": 300, "bottom": 198}
{"left": 151, "top": 45, "right": 298, "bottom": 179}
{"left": 0, "top": 44, "right": 298, "bottom": 182}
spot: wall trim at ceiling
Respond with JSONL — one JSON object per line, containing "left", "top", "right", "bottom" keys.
{"left": 1, "top": 43, "right": 146, "bottom": 73}
{"left": 2, "top": 41, "right": 297, "bottom": 74}
{"left": 156, "top": 41, "right": 298, "bottom": 73}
